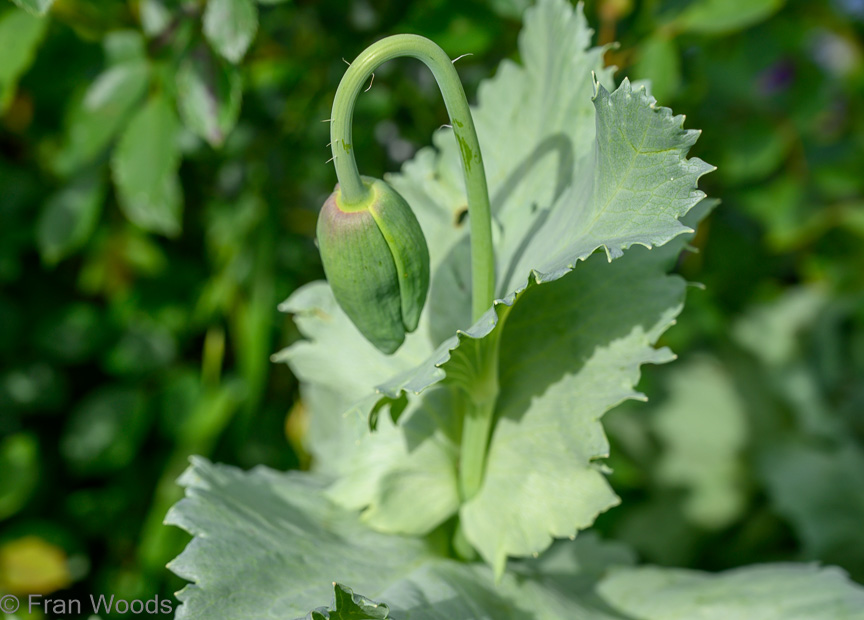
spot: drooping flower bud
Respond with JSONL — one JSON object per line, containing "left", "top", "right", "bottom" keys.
{"left": 317, "top": 176, "right": 430, "bottom": 354}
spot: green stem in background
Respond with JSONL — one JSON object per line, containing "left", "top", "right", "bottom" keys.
{"left": 329, "top": 34, "right": 495, "bottom": 322}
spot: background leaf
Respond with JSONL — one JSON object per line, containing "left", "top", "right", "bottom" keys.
{"left": 36, "top": 171, "right": 106, "bottom": 265}
{"left": 0, "top": 433, "right": 39, "bottom": 519}
{"left": 760, "top": 440, "right": 864, "bottom": 578}
{"left": 0, "top": 7, "right": 48, "bottom": 112}
{"left": 10, "top": 0, "right": 53, "bottom": 16}
{"left": 60, "top": 386, "right": 150, "bottom": 475}
{"left": 672, "top": 0, "right": 786, "bottom": 35}
{"left": 598, "top": 564, "right": 864, "bottom": 619}
{"left": 111, "top": 93, "right": 184, "bottom": 236}
{"left": 203, "top": 0, "right": 258, "bottom": 64}
{"left": 631, "top": 34, "right": 680, "bottom": 103}
{"left": 176, "top": 47, "right": 243, "bottom": 147}
{"left": 651, "top": 357, "right": 748, "bottom": 530}
{"left": 53, "top": 55, "right": 150, "bottom": 176}
{"left": 139, "top": 0, "right": 172, "bottom": 38}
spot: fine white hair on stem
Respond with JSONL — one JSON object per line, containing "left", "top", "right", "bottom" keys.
{"left": 325, "top": 155, "right": 337, "bottom": 164}
{"left": 451, "top": 53, "right": 473, "bottom": 64}
{"left": 364, "top": 73, "right": 375, "bottom": 92}
{"left": 342, "top": 57, "right": 351, "bottom": 66}
{"left": 439, "top": 124, "right": 453, "bottom": 130}
{"left": 321, "top": 118, "right": 333, "bottom": 123}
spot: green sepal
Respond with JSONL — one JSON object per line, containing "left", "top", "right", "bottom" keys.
{"left": 316, "top": 177, "right": 429, "bottom": 354}
{"left": 364, "top": 177, "right": 430, "bottom": 332}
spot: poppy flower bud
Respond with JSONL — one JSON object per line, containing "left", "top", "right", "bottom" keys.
{"left": 317, "top": 176, "right": 430, "bottom": 354}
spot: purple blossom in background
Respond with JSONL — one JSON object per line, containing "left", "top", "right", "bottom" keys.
{"left": 757, "top": 58, "right": 796, "bottom": 96}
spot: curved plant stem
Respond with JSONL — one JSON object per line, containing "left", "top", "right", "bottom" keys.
{"left": 329, "top": 34, "right": 495, "bottom": 322}
{"left": 331, "top": 35, "right": 499, "bottom": 537}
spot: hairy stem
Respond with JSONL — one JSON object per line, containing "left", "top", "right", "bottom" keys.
{"left": 330, "top": 34, "right": 494, "bottom": 321}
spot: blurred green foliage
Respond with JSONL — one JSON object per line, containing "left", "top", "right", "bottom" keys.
{"left": 0, "top": 0, "right": 862, "bottom": 615}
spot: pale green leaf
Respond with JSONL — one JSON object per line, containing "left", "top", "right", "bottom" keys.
{"left": 0, "top": 8, "right": 48, "bottom": 112}
{"left": 10, "top": 0, "right": 53, "bottom": 16}
{"left": 277, "top": 0, "right": 711, "bottom": 570}
{"left": 111, "top": 93, "right": 184, "bottom": 236}
{"left": 371, "top": 39, "right": 713, "bottom": 404}
{"left": 167, "top": 458, "right": 530, "bottom": 620}
{"left": 651, "top": 356, "right": 748, "bottom": 530}
{"left": 733, "top": 285, "right": 827, "bottom": 367}
{"left": 36, "top": 171, "right": 106, "bottom": 265}
{"left": 103, "top": 29, "right": 147, "bottom": 65}
{"left": 166, "top": 458, "right": 432, "bottom": 619}
{"left": 203, "top": 0, "right": 258, "bottom": 64}
{"left": 170, "top": 459, "right": 864, "bottom": 619}
{"left": 597, "top": 563, "right": 864, "bottom": 619}
{"left": 388, "top": 0, "right": 616, "bottom": 309}
{"left": 733, "top": 286, "right": 841, "bottom": 438}
{"left": 176, "top": 48, "right": 243, "bottom": 147}
{"left": 325, "top": 385, "right": 461, "bottom": 536}
{"left": 53, "top": 60, "right": 150, "bottom": 176}
{"left": 273, "top": 281, "right": 435, "bottom": 477}
{"left": 139, "top": 0, "right": 172, "bottom": 37}
{"left": 671, "top": 0, "right": 785, "bottom": 35}
{"left": 167, "top": 458, "right": 632, "bottom": 620}
{"left": 760, "top": 440, "right": 864, "bottom": 578}
{"left": 461, "top": 247, "right": 684, "bottom": 574}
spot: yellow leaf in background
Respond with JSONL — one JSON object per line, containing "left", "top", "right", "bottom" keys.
{"left": 0, "top": 536, "right": 71, "bottom": 595}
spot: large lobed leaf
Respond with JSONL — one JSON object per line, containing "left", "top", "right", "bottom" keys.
{"left": 166, "top": 458, "right": 433, "bottom": 619}
{"left": 166, "top": 457, "right": 622, "bottom": 620}
{"left": 275, "top": 0, "right": 712, "bottom": 570}
{"left": 167, "top": 458, "right": 864, "bottom": 620}
{"left": 459, "top": 246, "right": 684, "bottom": 574}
